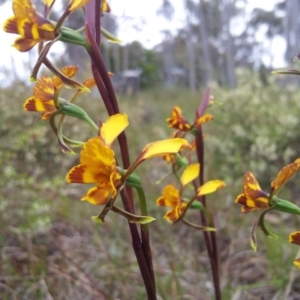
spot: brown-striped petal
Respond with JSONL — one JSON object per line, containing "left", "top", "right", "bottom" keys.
{"left": 81, "top": 185, "right": 113, "bottom": 205}
{"left": 289, "top": 231, "right": 300, "bottom": 246}
{"left": 271, "top": 162, "right": 300, "bottom": 194}
{"left": 13, "top": 36, "right": 38, "bottom": 52}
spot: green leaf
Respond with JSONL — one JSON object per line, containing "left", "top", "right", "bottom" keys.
{"left": 250, "top": 221, "right": 258, "bottom": 252}
{"left": 250, "top": 233, "right": 257, "bottom": 252}
{"left": 128, "top": 215, "right": 156, "bottom": 224}
{"left": 101, "top": 27, "right": 122, "bottom": 43}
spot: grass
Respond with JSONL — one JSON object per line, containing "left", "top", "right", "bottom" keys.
{"left": 2, "top": 73, "right": 300, "bottom": 299}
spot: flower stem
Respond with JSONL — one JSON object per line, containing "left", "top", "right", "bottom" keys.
{"left": 85, "top": 2, "right": 157, "bottom": 298}
{"left": 136, "top": 186, "right": 156, "bottom": 291}
{"left": 195, "top": 125, "right": 221, "bottom": 300}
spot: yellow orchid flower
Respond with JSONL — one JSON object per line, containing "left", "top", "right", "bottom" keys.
{"left": 235, "top": 172, "right": 269, "bottom": 213}
{"left": 3, "top": 0, "right": 56, "bottom": 52}
{"left": 156, "top": 185, "right": 187, "bottom": 222}
{"left": 236, "top": 160, "right": 300, "bottom": 213}
{"left": 23, "top": 66, "right": 87, "bottom": 119}
{"left": 167, "top": 106, "right": 213, "bottom": 132}
{"left": 3, "top": 0, "right": 90, "bottom": 52}
{"left": 157, "top": 163, "right": 225, "bottom": 222}
{"left": 66, "top": 136, "right": 122, "bottom": 205}
{"left": 289, "top": 231, "right": 300, "bottom": 268}
{"left": 167, "top": 106, "right": 191, "bottom": 131}
{"left": 67, "top": 114, "right": 191, "bottom": 206}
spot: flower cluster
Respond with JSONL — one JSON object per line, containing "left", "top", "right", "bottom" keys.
{"left": 157, "top": 163, "right": 225, "bottom": 224}
{"left": 3, "top": 0, "right": 88, "bottom": 52}
{"left": 22, "top": 65, "right": 97, "bottom": 153}
{"left": 156, "top": 99, "right": 226, "bottom": 228}
{"left": 4, "top": 0, "right": 94, "bottom": 89}
{"left": 3, "top": 0, "right": 228, "bottom": 297}
{"left": 236, "top": 159, "right": 300, "bottom": 264}
{"left": 66, "top": 113, "right": 191, "bottom": 207}
{"left": 167, "top": 105, "right": 213, "bottom": 133}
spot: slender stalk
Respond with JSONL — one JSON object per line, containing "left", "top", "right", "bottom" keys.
{"left": 85, "top": 1, "right": 156, "bottom": 298}
{"left": 120, "top": 189, "right": 157, "bottom": 299}
{"left": 136, "top": 187, "right": 156, "bottom": 291}
{"left": 195, "top": 127, "right": 221, "bottom": 300}
{"left": 91, "top": 64, "right": 115, "bottom": 115}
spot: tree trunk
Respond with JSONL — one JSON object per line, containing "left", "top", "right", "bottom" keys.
{"left": 198, "top": 0, "right": 214, "bottom": 85}
{"left": 122, "top": 44, "right": 129, "bottom": 71}
{"left": 186, "top": 25, "right": 197, "bottom": 92}
{"left": 103, "top": 43, "right": 111, "bottom": 71}
{"left": 162, "top": 32, "right": 175, "bottom": 87}
{"left": 285, "top": 0, "right": 300, "bottom": 62}
{"left": 220, "top": 0, "right": 236, "bottom": 88}
{"left": 113, "top": 44, "right": 120, "bottom": 74}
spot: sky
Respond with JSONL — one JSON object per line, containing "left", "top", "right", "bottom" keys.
{"left": 110, "top": 0, "right": 186, "bottom": 48}
{"left": 111, "top": 0, "right": 284, "bottom": 51}
{"left": 0, "top": 0, "right": 286, "bottom": 84}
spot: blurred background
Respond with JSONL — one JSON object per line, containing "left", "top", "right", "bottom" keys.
{"left": 0, "top": 0, "right": 295, "bottom": 90}
{"left": 2, "top": 0, "right": 300, "bottom": 299}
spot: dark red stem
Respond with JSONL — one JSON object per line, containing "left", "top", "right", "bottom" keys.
{"left": 84, "top": 2, "right": 156, "bottom": 298}
{"left": 195, "top": 126, "right": 221, "bottom": 300}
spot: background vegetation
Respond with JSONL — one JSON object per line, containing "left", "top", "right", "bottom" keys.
{"left": 2, "top": 71, "right": 300, "bottom": 299}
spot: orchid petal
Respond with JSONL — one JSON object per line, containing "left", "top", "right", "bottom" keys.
{"left": 289, "top": 231, "right": 300, "bottom": 246}
{"left": 140, "top": 138, "right": 191, "bottom": 161}
{"left": 197, "top": 180, "right": 226, "bottom": 196}
{"left": 156, "top": 185, "right": 180, "bottom": 207}
{"left": 100, "top": 113, "right": 129, "bottom": 146}
{"left": 180, "top": 163, "right": 200, "bottom": 186}
{"left": 271, "top": 162, "right": 300, "bottom": 195}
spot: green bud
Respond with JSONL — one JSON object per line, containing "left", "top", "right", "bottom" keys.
{"left": 124, "top": 172, "right": 143, "bottom": 189}
{"left": 176, "top": 155, "right": 189, "bottom": 168}
{"left": 60, "top": 102, "right": 89, "bottom": 121}
{"left": 59, "top": 102, "right": 99, "bottom": 133}
{"left": 186, "top": 200, "right": 204, "bottom": 210}
{"left": 272, "top": 196, "right": 300, "bottom": 215}
{"left": 60, "top": 27, "right": 90, "bottom": 49}
{"left": 190, "top": 128, "right": 197, "bottom": 135}
{"left": 181, "top": 198, "right": 211, "bottom": 223}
